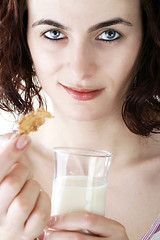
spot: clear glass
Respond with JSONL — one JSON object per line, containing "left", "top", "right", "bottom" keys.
{"left": 43, "top": 148, "right": 112, "bottom": 238}
{"left": 51, "top": 148, "right": 112, "bottom": 233}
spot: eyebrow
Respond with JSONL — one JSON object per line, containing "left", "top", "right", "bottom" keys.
{"left": 32, "top": 17, "right": 133, "bottom": 32}
{"left": 88, "top": 18, "right": 133, "bottom": 32}
{"left": 32, "top": 19, "right": 68, "bottom": 30}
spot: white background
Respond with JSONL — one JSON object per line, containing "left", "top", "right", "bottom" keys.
{"left": 0, "top": 111, "right": 16, "bottom": 135}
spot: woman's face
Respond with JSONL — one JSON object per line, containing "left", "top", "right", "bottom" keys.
{"left": 27, "top": 0, "right": 143, "bottom": 121}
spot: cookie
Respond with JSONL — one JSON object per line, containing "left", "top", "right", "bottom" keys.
{"left": 18, "top": 108, "right": 53, "bottom": 134}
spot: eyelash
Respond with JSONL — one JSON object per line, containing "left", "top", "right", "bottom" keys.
{"left": 42, "top": 29, "right": 66, "bottom": 41}
{"left": 42, "top": 29, "right": 122, "bottom": 42}
{"left": 97, "top": 29, "right": 122, "bottom": 42}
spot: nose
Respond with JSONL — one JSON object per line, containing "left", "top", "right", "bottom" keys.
{"left": 68, "top": 42, "right": 97, "bottom": 80}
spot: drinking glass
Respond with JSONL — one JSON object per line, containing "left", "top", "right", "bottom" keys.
{"left": 47, "top": 147, "right": 112, "bottom": 235}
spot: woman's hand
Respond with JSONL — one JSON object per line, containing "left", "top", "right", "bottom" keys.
{"left": 0, "top": 134, "right": 51, "bottom": 240}
{"left": 43, "top": 212, "right": 129, "bottom": 239}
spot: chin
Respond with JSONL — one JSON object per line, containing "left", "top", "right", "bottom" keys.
{"left": 63, "top": 109, "right": 105, "bottom": 122}
{"left": 53, "top": 100, "right": 109, "bottom": 121}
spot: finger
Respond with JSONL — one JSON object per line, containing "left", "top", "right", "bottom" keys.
{"left": 43, "top": 229, "right": 100, "bottom": 240}
{"left": 6, "top": 179, "right": 41, "bottom": 230}
{"left": 0, "top": 134, "right": 31, "bottom": 181}
{"left": 37, "top": 231, "right": 45, "bottom": 240}
{"left": 0, "top": 162, "right": 30, "bottom": 214}
{"left": 47, "top": 212, "right": 128, "bottom": 238}
{"left": 24, "top": 190, "right": 51, "bottom": 238}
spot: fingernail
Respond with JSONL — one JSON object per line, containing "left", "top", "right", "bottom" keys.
{"left": 47, "top": 216, "right": 57, "bottom": 227}
{"left": 16, "top": 134, "right": 30, "bottom": 150}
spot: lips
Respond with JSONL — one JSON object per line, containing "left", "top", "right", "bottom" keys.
{"left": 60, "top": 84, "right": 104, "bottom": 101}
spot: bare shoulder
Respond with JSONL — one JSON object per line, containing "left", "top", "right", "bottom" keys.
{"left": 151, "top": 133, "right": 160, "bottom": 156}
{"left": 25, "top": 118, "right": 55, "bottom": 164}
{"left": 25, "top": 128, "right": 54, "bottom": 196}
{"left": 143, "top": 134, "right": 160, "bottom": 184}
{"left": 29, "top": 117, "right": 57, "bottom": 149}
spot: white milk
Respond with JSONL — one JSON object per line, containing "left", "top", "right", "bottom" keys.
{"left": 51, "top": 175, "right": 107, "bottom": 216}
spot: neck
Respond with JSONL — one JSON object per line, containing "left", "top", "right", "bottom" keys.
{"left": 54, "top": 114, "right": 125, "bottom": 149}
{"left": 41, "top": 112, "right": 155, "bottom": 165}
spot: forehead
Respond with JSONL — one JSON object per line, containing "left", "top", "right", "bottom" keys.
{"left": 27, "top": 0, "right": 141, "bottom": 26}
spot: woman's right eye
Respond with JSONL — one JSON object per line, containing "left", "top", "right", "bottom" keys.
{"left": 43, "top": 29, "right": 66, "bottom": 40}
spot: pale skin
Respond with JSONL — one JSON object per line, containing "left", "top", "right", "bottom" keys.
{"left": 1, "top": 0, "right": 160, "bottom": 239}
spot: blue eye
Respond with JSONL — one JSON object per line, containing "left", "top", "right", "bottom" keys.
{"left": 98, "top": 29, "right": 121, "bottom": 41}
{"left": 44, "top": 30, "right": 65, "bottom": 40}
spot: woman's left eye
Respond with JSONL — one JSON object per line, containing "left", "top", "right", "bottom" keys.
{"left": 98, "top": 29, "right": 121, "bottom": 41}
{"left": 43, "top": 30, "right": 65, "bottom": 40}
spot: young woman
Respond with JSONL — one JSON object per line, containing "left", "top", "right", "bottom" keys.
{"left": 0, "top": 0, "right": 160, "bottom": 239}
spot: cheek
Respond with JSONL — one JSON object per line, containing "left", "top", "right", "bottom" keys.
{"left": 113, "top": 55, "right": 136, "bottom": 84}
{"left": 104, "top": 44, "right": 140, "bottom": 92}
{"left": 30, "top": 50, "right": 63, "bottom": 94}
{"left": 34, "top": 51, "right": 62, "bottom": 75}
{"left": 28, "top": 37, "right": 63, "bottom": 78}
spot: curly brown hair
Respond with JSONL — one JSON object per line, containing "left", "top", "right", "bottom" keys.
{"left": 122, "top": 0, "right": 160, "bottom": 136}
{"left": 0, "top": 0, "right": 160, "bottom": 136}
{"left": 0, "top": 0, "right": 43, "bottom": 115}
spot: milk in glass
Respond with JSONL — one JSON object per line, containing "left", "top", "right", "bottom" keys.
{"left": 51, "top": 175, "right": 107, "bottom": 216}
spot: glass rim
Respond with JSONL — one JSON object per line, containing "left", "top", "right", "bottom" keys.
{"left": 53, "top": 147, "right": 113, "bottom": 158}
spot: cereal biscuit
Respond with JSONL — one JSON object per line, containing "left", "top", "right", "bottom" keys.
{"left": 18, "top": 108, "right": 53, "bottom": 134}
